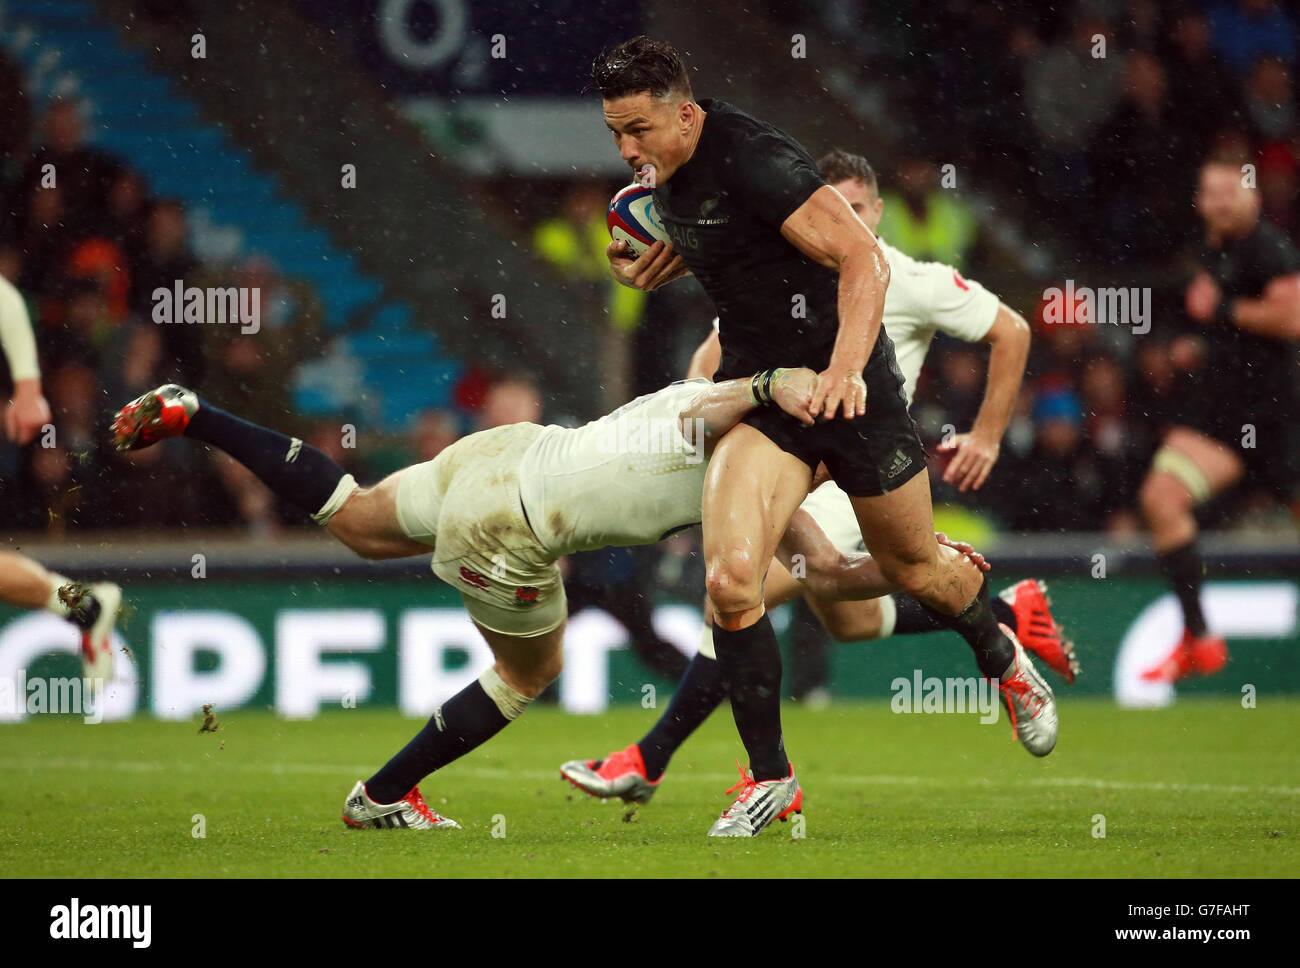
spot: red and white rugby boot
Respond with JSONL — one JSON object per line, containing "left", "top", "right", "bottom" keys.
{"left": 996, "top": 624, "right": 1058, "bottom": 757}
{"left": 998, "top": 579, "right": 1080, "bottom": 683}
{"left": 707, "top": 761, "right": 801, "bottom": 837}
{"left": 1140, "top": 630, "right": 1228, "bottom": 684}
{"left": 560, "top": 744, "right": 660, "bottom": 803}
{"left": 59, "top": 580, "right": 121, "bottom": 681}
{"left": 111, "top": 384, "right": 198, "bottom": 452}
{"left": 341, "top": 781, "right": 460, "bottom": 830}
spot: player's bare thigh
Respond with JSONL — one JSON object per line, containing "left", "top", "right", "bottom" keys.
{"left": 701, "top": 423, "right": 813, "bottom": 623}
{"left": 472, "top": 616, "right": 565, "bottom": 698}
{"left": 848, "top": 470, "right": 975, "bottom": 614}
{"left": 328, "top": 469, "right": 433, "bottom": 560}
{"left": 1147, "top": 426, "right": 1246, "bottom": 499}
{"left": 1139, "top": 426, "right": 1246, "bottom": 550}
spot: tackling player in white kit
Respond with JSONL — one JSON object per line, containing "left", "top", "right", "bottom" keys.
{"left": 110, "top": 365, "right": 990, "bottom": 830}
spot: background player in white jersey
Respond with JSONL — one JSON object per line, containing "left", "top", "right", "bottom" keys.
{"left": 561, "top": 149, "right": 1076, "bottom": 807}
{"left": 0, "top": 275, "right": 120, "bottom": 678}
{"left": 111, "top": 368, "right": 987, "bottom": 830}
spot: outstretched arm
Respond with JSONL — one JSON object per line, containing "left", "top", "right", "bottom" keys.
{"left": 937, "top": 303, "right": 1031, "bottom": 492}
{"left": 677, "top": 366, "right": 816, "bottom": 452}
{"left": 1227, "top": 274, "right": 1300, "bottom": 339}
{"left": 776, "top": 507, "right": 989, "bottom": 602}
{"left": 0, "top": 277, "right": 51, "bottom": 445}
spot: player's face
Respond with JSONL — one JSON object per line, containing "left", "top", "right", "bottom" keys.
{"left": 602, "top": 92, "right": 697, "bottom": 185}
{"left": 831, "top": 177, "right": 883, "bottom": 232}
{"left": 1196, "top": 164, "right": 1259, "bottom": 238}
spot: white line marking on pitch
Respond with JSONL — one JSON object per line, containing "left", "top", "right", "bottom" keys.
{"left": 2, "top": 756, "right": 1297, "bottom": 798}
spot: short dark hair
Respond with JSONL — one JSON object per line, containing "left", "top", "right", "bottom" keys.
{"left": 817, "top": 149, "right": 877, "bottom": 193}
{"left": 591, "top": 35, "right": 693, "bottom": 101}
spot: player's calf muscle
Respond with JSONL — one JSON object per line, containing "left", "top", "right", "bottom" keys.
{"left": 327, "top": 481, "right": 427, "bottom": 559}
{"left": 880, "top": 543, "right": 977, "bottom": 615}
{"left": 1140, "top": 473, "right": 1197, "bottom": 549}
{"left": 480, "top": 624, "right": 564, "bottom": 697}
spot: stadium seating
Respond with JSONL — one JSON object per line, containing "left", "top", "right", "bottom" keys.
{"left": 0, "top": 0, "right": 461, "bottom": 430}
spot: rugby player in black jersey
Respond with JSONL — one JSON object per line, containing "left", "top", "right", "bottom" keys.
{"left": 1139, "top": 156, "right": 1300, "bottom": 684}
{"left": 593, "top": 36, "right": 1056, "bottom": 836}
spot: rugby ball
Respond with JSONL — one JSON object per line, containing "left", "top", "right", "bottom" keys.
{"left": 607, "top": 184, "right": 671, "bottom": 258}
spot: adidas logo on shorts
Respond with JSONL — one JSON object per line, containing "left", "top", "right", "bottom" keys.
{"left": 887, "top": 449, "right": 913, "bottom": 479}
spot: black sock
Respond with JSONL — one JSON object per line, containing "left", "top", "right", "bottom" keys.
{"left": 365, "top": 679, "right": 510, "bottom": 804}
{"left": 711, "top": 614, "right": 788, "bottom": 781}
{"left": 638, "top": 653, "right": 729, "bottom": 780}
{"left": 185, "top": 402, "right": 345, "bottom": 516}
{"left": 1158, "top": 541, "right": 1207, "bottom": 636}
{"left": 990, "top": 594, "right": 1015, "bottom": 629}
{"left": 893, "top": 594, "right": 947, "bottom": 634}
{"left": 921, "top": 578, "right": 1015, "bottom": 679}
{"left": 893, "top": 592, "right": 1016, "bottom": 636}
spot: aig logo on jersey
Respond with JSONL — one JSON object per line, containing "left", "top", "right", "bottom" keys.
{"left": 665, "top": 221, "right": 700, "bottom": 251}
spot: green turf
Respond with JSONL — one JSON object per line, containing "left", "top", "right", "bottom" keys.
{"left": 3, "top": 697, "right": 1297, "bottom": 877}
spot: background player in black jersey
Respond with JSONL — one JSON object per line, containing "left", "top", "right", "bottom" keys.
{"left": 1139, "top": 156, "right": 1300, "bottom": 684}
{"left": 593, "top": 36, "right": 1055, "bottom": 836}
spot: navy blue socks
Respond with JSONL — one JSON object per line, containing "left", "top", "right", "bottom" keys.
{"left": 185, "top": 402, "right": 345, "bottom": 517}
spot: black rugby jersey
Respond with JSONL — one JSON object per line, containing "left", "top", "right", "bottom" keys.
{"left": 1196, "top": 218, "right": 1300, "bottom": 403}
{"left": 653, "top": 99, "right": 883, "bottom": 379}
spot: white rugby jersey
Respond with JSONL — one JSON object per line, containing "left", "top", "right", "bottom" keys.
{"left": 518, "top": 380, "right": 711, "bottom": 557}
{"left": 712, "top": 237, "right": 998, "bottom": 405}
{"left": 516, "top": 382, "right": 890, "bottom": 563}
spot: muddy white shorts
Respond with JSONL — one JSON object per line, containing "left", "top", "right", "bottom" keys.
{"left": 394, "top": 422, "right": 566, "bottom": 637}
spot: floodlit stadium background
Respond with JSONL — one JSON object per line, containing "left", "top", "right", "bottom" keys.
{"left": 1, "top": 0, "right": 1297, "bottom": 719}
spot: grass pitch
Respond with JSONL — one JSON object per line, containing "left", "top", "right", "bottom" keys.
{"left": 3, "top": 697, "right": 1297, "bottom": 877}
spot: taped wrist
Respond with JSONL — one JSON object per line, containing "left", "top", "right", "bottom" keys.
{"left": 751, "top": 369, "right": 784, "bottom": 406}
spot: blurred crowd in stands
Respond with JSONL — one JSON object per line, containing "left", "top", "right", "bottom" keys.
{"left": 3, "top": 0, "right": 1298, "bottom": 545}
{"left": 759, "top": 0, "right": 1300, "bottom": 536}
{"left": 0, "top": 63, "right": 547, "bottom": 537}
